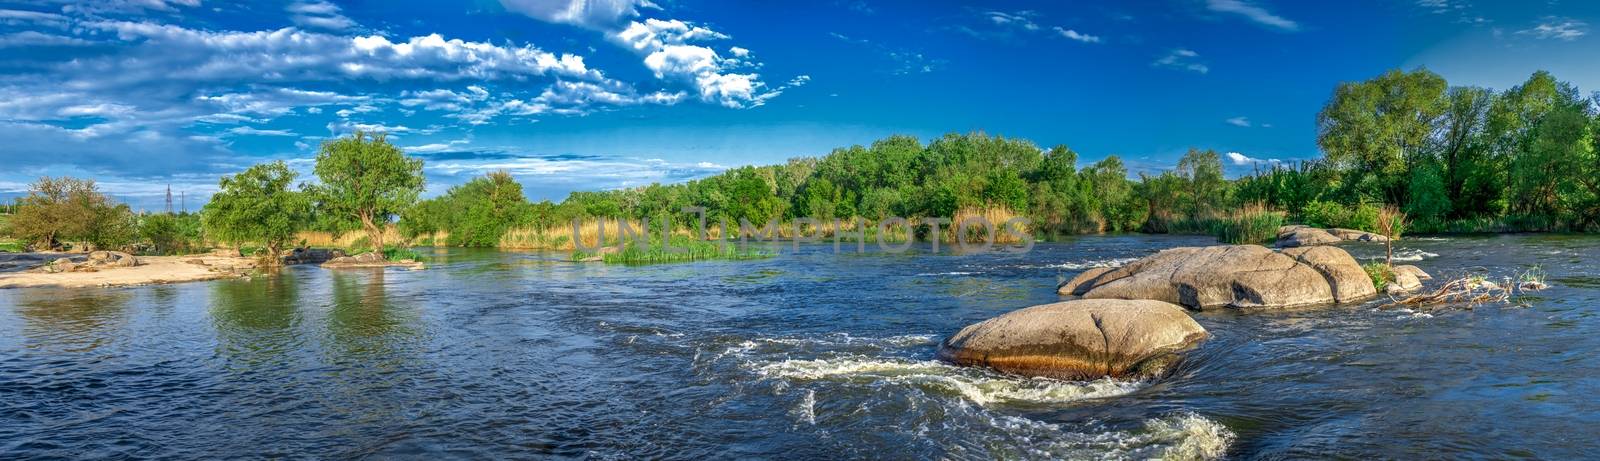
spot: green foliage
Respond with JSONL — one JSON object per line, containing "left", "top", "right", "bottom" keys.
{"left": 203, "top": 161, "right": 311, "bottom": 260}
{"left": 139, "top": 213, "right": 205, "bottom": 255}
{"left": 7, "top": 177, "right": 135, "bottom": 251}
{"left": 309, "top": 131, "right": 424, "bottom": 257}
{"left": 383, "top": 246, "right": 423, "bottom": 261}
{"left": 1363, "top": 262, "right": 1393, "bottom": 291}
{"left": 403, "top": 171, "right": 532, "bottom": 247}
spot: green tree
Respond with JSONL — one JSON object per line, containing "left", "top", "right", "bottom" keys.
{"left": 8, "top": 177, "right": 123, "bottom": 250}
{"left": 308, "top": 132, "right": 424, "bottom": 256}
{"left": 203, "top": 161, "right": 312, "bottom": 262}
{"left": 1317, "top": 68, "right": 1448, "bottom": 202}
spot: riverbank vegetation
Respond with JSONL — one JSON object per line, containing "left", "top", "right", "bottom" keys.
{"left": 2, "top": 68, "right": 1595, "bottom": 261}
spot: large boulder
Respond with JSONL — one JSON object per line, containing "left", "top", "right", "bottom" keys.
{"left": 1071, "top": 245, "right": 1377, "bottom": 309}
{"left": 1057, "top": 267, "right": 1114, "bottom": 295}
{"left": 1394, "top": 265, "right": 1431, "bottom": 280}
{"left": 937, "top": 299, "right": 1207, "bottom": 380}
{"left": 284, "top": 248, "right": 345, "bottom": 264}
{"left": 1281, "top": 246, "right": 1379, "bottom": 303}
{"left": 1276, "top": 226, "right": 1341, "bottom": 247}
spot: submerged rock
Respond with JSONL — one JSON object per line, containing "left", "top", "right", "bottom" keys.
{"left": 1069, "top": 245, "right": 1377, "bottom": 309}
{"left": 937, "top": 299, "right": 1207, "bottom": 380}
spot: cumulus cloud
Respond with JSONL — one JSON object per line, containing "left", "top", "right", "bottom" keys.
{"left": 498, "top": 0, "right": 656, "bottom": 30}
{"left": 1206, "top": 0, "right": 1299, "bottom": 31}
{"left": 1154, "top": 49, "right": 1209, "bottom": 74}
{"left": 1225, "top": 151, "right": 1280, "bottom": 165}
{"left": 503, "top": 0, "right": 797, "bottom": 108}
{"left": 1518, "top": 17, "right": 1587, "bottom": 41}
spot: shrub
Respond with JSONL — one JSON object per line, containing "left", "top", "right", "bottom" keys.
{"left": 1299, "top": 200, "right": 1344, "bottom": 229}
{"left": 1362, "top": 262, "right": 1393, "bottom": 291}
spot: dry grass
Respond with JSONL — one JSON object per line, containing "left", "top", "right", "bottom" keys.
{"left": 295, "top": 225, "right": 404, "bottom": 250}
{"left": 946, "top": 206, "right": 1029, "bottom": 244}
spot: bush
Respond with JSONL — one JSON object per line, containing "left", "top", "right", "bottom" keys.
{"left": 1213, "top": 205, "right": 1284, "bottom": 244}
{"left": 1296, "top": 200, "right": 1380, "bottom": 232}
{"left": 1362, "top": 262, "right": 1392, "bottom": 291}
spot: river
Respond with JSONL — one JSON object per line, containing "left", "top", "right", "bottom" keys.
{"left": 2, "top": 234, "right": 1598, "bottom": 459}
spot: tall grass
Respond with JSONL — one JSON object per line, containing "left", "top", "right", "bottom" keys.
{"left": 572, "top": 235, "right": 770, "bottom": 264}
{"left": 296, "top": 226, "right": 405, "bottom": 252}
{"left": 1212, "top": 204, "right": 1285, "bottom": 244}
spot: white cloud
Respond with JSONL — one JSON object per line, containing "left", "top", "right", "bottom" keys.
{"left": 497, "top": 0, "right": 656, "bottom": 30}
{"left": 1225, "top": 151, "right": 1280, "bottom": 165}
{"left": 225, "top": 126, "right": 297, "bottom": 136}
{"left": 1154, "top": 49, "right": 1209, "bottom": 74}
{"left": 1225, "top": 116, "right": 1251, "bottom": 127}
{"left": 1518, "top": 17, "right": 1587, "bottom": 41}
{"left": 0, "top": 31, "right": 95, "bottom": 47}
{"left": 1206, "top": 0, "right": 1299, "bottom": 31}
{"left": 1052, "top": 27, "right": 1100, "bottom": 43}
{"left": 984, "top": 10, "right": 1040, "bottom": 31}
{"left": 505, "top": 0, "right": 792, "bottom": 109}
{"left": 81, "top": 21, "right": 603, "bottom": 84}
{"left": 287, "top": 1, "right": 357, "bottom": 31}
{"left": 405, "top": 137, "right": 472, "bottom": 153}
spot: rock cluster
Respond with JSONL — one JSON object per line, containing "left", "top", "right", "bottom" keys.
{"left": 38, "top": 251, "right": 139, "bottom": 273}
{"left": 1276, "top": 225, "right": 1388, "bottom": 247}
{"left": 1058, "top": 245, "right": 1377, "bottom": 309}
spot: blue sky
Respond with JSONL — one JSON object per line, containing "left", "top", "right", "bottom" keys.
{"left": 1, "top": 0, "right": 1597, "bottom": 210}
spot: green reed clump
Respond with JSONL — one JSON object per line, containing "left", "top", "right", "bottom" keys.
{"left": 1212, "top": 205, "right": 1284, "bottom": 244}
{"left": 573, "top": 235, "right": 770, "bottom": 265}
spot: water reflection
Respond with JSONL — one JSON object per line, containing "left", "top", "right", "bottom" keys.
{"left": 209, "top": 272, "right": 303, "bottom": 368}
{"left": 12, "top": 288, "right": 133, "bottom": 353}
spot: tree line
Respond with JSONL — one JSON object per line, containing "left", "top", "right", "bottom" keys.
{"left": 4, "top": 68, "right": 1596, "bottom": 257}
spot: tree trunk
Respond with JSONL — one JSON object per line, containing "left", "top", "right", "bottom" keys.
{"left": 359, "top": 211, "right": 384, "bottom": 259}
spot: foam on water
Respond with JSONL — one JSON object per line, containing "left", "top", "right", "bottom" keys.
{"left": 755, "top": 357, "right": 1143, "bottom": 405}
{"left": 949, "top": 408, "right": 1234, "bottom": 460}
{"left": 1020, "top": 257, "right": 1140, "bottom": 270}
{"left": 1362, "top": 248, "right": 1438, "bottom": 262}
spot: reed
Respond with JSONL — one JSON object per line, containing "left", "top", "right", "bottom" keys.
{"left": 1212, "top": 204, "right": 1284, "bottom": 244}
{"left": 295, "top": 226, "right": 405, "bottom": 251}
{"left": 572, "top": 235, "right": 770, "bottom": 264}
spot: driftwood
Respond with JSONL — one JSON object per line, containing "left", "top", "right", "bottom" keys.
{"left": 1378, "top": 271, "right": 1547, "bottom": 311}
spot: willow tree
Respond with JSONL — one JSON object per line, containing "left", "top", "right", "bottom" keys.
{"left": 8, "top": 177, "right": 125, "bottom": 250}
{"left": 202, "top": 161, "right": 310, "bottom": 262}
{"left": 309, "top": 132, "right": 424, "bottom": 257}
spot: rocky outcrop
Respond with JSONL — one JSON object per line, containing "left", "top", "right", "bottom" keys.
{"left": 1275, "top": 225, "right": 1390, "bottom": 247}
{"left": 1281, "top": 246, "right": 1379, "bottom": 303}
{"left": 321, "top": 252, "right": 423, "bottom": 270}
{"left": 1328, "top": 228, "right": 1388, "bottom": 242}
{"left": 284, "top": 248, "right": 345, "bottom": 265}
{"left": 1276, "top": 225, "right": 1342, "bottom": 247}
{"left": 88, "top": 251, "right": 138, "bottom": 268}
{"left": 1069, "top": 245, "right": 1378, "bottom": 309}
{"left": 36, "top": 251, "right": 138, "bottom": 273}
{"left": 1057, "top": 267, "right": 1114, "bottom": 295}
{"left": 937, "top": 299, "right": 1207, "bottom": 380}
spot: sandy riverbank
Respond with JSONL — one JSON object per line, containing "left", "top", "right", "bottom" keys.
{"left": 0, "top": 254, "right": 258, "bottom": 289}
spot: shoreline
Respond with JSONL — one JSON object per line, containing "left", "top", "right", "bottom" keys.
{"left": 0, "top": 254, "right": 259, "bottom": 289}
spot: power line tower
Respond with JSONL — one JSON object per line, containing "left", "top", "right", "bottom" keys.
{"left": 181, "top": 191, "right": 187, "bottom": 214}
{"left": 165, "top": 185, "right": 173, "bottom": 214}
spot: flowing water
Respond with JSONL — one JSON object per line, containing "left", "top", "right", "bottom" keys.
{"left": 2, "top": 234, "right": 1599, "bottom": 459}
